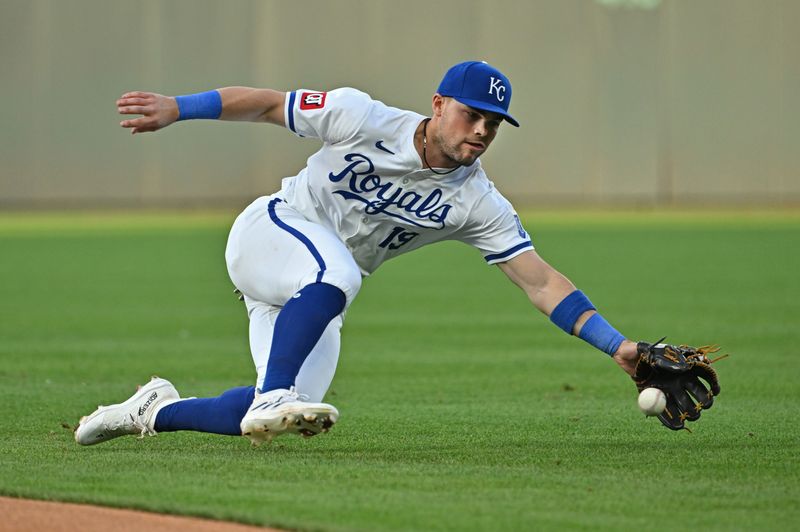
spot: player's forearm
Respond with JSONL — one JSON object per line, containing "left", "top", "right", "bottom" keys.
{"left": 497, "top": 251, "right": 584, "bottom": 323}
{"left": 529, "top": 275, "right": 636, "bottom": 368}
{"left": 498, "top": 251, "right": 630, "bottom": 361}
{"left": 524, "top": 269, "right": 605, "bottom": 336}
{"left": 217, "top": 87, "right": 286, "bottom": 125}
{"left": 524, "top": 267, "right": 580, "bottom": 321}
{"left": 535, "top": 270, "right": 637, "bottom": 368}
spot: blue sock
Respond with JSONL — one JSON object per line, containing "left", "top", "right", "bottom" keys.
{"left": 154, "top": 386, "right": 255, "bottom": 435}
{"left": 261, "top": 282, "right": 346, "bottom": 393}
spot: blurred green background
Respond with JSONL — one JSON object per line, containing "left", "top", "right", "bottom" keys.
{"left": 1, "top": 0, "right": 798, "bottom": 208}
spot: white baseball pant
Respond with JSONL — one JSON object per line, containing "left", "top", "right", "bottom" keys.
{"left": 224, "top": 195, "right": 362, "bottom": 401}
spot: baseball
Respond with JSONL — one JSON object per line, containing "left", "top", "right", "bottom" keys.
{"left": 638, "top": 387, "right": 667, "bottom": 416}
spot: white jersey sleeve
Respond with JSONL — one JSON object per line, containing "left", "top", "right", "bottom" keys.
{"left": 458, "top": 186, "right": 534, "bottom": 265}
{"left": 284, "top": 87, "right": 373, "bottom": 144}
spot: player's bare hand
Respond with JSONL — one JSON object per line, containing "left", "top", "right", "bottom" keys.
{"left": 117, "top": 91, "right": 179, "bottom": 134}
{"left": 612, "top": 340, "right": 639, "bottom": 376}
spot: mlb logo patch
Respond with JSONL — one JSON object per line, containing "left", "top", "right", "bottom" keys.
{"left": 300, "top": 92, "right": 327, "bottom": 110}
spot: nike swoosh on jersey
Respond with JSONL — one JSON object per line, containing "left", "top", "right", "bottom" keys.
{"left": 375, "top": 140, "right": 395, "bottom": 155}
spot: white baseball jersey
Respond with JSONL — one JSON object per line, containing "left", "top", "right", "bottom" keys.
{"left": 279, "top": 88, "right": 533, "bottom": 275}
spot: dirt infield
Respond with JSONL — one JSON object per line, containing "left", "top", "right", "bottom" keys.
{"left": 0, "top": 497, "right": 281, "bottom": 532}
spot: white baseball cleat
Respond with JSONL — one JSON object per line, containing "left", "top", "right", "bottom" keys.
{"left": 74, "top": 377, "right": 179, "bottom": 446}
{"left": 240, "top": 387, "right": 338, "bottom": 445}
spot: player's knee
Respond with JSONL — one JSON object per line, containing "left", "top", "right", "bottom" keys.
{"left": 323, "top": 265, "right": 362, "bottom": 307}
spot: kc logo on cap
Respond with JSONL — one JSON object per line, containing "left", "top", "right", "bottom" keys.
{"left": 488, "top": 77, "right": 506, "bottom": 102}
{"left": 437, "top": 61, "right": 519, "bottom": 127}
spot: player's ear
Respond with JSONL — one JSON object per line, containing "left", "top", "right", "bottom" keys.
{"left": 432, "top": 94, "right": 446, "bottom": 117}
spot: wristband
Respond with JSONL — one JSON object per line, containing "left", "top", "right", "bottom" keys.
{"left": 549, "top": 290, "right": 595, "bottom": 334}
{"left": 578, "top": 313, "right": 626, "bottom": 356}
{"left": 175, "top": 90, "right": 222, "bottom": 121}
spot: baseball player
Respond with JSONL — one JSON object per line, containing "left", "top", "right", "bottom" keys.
{"left": 75, "top": 61, "right": 720, "bottom": 445}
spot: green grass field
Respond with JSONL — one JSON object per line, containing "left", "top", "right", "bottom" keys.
{"left": 0, "top": 210, "right": 798, "bottom": 531}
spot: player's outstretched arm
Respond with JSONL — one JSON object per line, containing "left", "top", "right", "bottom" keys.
{"left": 496, "top": 250, "right": 638, "bottom": 375}
{"left": 117, "top": 88, "right": 285, "bottom": 134}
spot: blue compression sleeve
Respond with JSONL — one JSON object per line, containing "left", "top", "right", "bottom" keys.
{"left": 550, "top": 290, "right": 595, "bottom": 334}
{"left": 578, "top": 313, "right": 626, "bottom": 356}
{"left": 261, "top": 282, "right": 347, "bottom": 393}
{"left": 175, "top": 90, "right": 222, "bottom": 120}
{"left": 154, "top": 386, "right": 255, "bottom": 435}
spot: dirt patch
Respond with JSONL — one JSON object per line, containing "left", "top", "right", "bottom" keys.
{"left": 0, "top": 496, "right": 282, "bottom": 532}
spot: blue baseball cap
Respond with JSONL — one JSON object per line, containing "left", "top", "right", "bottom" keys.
{"left": 437, "top": 61, "right": 519, "bottom": 127}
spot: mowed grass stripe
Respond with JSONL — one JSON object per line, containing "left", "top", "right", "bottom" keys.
{"left": 0, "top": 207, "right": 797, "bottom": 233}
{"left": 0, "top": 211, "right": 797, "bottom": 531}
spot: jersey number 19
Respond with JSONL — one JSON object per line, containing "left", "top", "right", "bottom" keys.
{"left": 378, "top": 226, "right": 419, "bottom": 250}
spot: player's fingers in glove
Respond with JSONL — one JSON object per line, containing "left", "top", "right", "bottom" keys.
{"left": 684, "top": 376, "right": 714, "bottom": 410}
{"left": 658, "top": 398, "right": 686, "bottom": 431}
{"left": 692, "top": 363, "right": 721, "bottom": 396}
{"left": 672, "top": 387, "right": 701, "bottom": 422}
